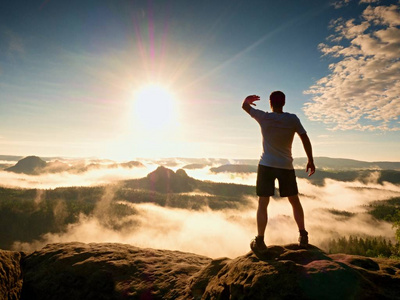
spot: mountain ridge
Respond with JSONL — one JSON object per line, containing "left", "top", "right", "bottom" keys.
{"left": 3, "top": 155, "right": 145, "bottom": 175}
{"left": 2, "top": 155, "right": 400, "bottom": 172}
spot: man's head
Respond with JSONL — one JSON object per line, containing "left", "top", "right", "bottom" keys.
{"left": 269, "top": 91, "right": 285, "bottom": 109}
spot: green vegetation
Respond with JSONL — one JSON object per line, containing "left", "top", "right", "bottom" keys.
{"left": 327, "top": 209, "right": 355, "bottom": 218}
{"left": 324, "top": 197, "right": 400, "bottom": 258}
{"left": 325, "top": 235, "right": 398, "bottom": 258}
{"left": 368, "top": 197, "right": 400, "bottom": 222}
{"left": 367, "top": 197, "right": 400, "bottom": 254}
{"left": 0, "top": 187, "right": 102, "bottom": 249}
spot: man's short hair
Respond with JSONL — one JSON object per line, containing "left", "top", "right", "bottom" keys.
{"left": 270, "top": 91, "right": 285, "bottom": 107}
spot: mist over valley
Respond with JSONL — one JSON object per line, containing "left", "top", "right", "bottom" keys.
{"left": 1, "top": 155, "right": 400, "bottom": 259}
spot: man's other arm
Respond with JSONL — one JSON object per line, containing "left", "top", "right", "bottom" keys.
{"left": 299, "top": 133, "right": 315, "bottom": 176}
{"left": 242, "top": 95, "right": 260, "bottom": 114}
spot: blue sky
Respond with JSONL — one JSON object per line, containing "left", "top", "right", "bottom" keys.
{"left": 0, "top": 0, "right": 399, "bottom": 161}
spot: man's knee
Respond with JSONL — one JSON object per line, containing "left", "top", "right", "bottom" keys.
{"left": 258, "top": 196, "right": 270, "bottom": 208}
{"left": 288, "top": 195, "right": 300, "bottom": 205}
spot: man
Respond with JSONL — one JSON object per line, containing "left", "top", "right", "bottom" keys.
{"left": 242, "top": 91, "right": 315, "bottom": 252}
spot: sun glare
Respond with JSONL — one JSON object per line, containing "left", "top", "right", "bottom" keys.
{"left": 133, "top": 84, "right": 177, "bottom": 130}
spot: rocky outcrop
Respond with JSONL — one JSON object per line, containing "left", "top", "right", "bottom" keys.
{"left": 1, "top": 243, "right": 400, "bottom": 299}
{"left": 192, "top": 244, "right": 400, "bottom": 299}
{"left": 0, "top": 250, "right": 23, "bottom": 300}
{"left": 20, "top": 243, "right": 210, "bottom": 300}
{"left": 124, "top": 166, "right": 196, "bottom": 193}
{"left": 5, "top": 156, "right": 47, "bottom": 175}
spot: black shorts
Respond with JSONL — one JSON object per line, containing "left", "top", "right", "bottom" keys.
{"left": 256, "top": 164, "right": 298, "bottom": 197}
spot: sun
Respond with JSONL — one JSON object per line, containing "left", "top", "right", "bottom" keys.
{"left": 133, "top": 84, "right": 177, "bottom": 130}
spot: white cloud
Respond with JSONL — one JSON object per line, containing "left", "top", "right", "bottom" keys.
{"left": 0, "top": 165, "right": 151, "bottom": 189}
{"left": 332, "top": 0, "right": 381, "bottom": 9}
{"left": 359, "top": 0, "right": 380, "bottom": 4}
{"left": 363, "top": 4, "right": 400, "bottom": 26}
{"left": 304, "top": 3, "right": 400, "bottom": 131}
{"left": 332, "top": 0, "right": 353, "bottom": 9}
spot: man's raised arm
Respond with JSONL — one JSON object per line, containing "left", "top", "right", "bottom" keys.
{"left": 242, "top": 95, "right": 260, "bottom": 114}
{"left": 299, "top": 133, "right": 315, "bottom": 177}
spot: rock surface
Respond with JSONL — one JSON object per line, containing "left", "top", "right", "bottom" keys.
{"left": 1, "top": 242, "right": 400, "bottom": 299}
{"left": 0, "top": 250, "right": 23, "bottom": 300}
{"left": 20, "top": 243, "right": 210, "bottom": 300}
{"left": 194, "top": 244, "right": 400, "bottom": 300}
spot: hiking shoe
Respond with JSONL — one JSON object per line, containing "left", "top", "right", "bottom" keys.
{"left": 250, "top": 236, "right": 268, "bottom": 254}
{"left": 299, "top": 232, "right": 309, "bottom": 249}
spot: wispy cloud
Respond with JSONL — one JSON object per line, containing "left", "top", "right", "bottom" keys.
{"left": 331, "top": 0, "right": 352, "bottom": 9}
{"left": 1, "top": 28, "right": 25, "bottom": 58}
{"left": 0, "top": 164, "right": 152, "bottom": 189}
{"left": 304, "top": 3, "right": 400, "bottom": 131}
{"left": 331, "top": 0, "right": 379, "bottom": 9}
{"left": 359, "top": 0, "right": 380, "bottom": 3}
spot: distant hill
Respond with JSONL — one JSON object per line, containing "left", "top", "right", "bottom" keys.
{"left": 182, "top": 163, "right": 209, "bottom": 169}
{"left": 294, "top": 157, "right": 400, "bottom": 170}
{"left": 5, "top": 156, "right": 47, "bottom": 175}
{"left": 3, "top": 156, "right": 144, "bottom": 174}
{"left": 210, "top": 164, "right": 258, "bottom": 173}
{"left": 207, "top": 157, "right": 400, "bottom": 171}
{"left": 2, "top": 155, "right": 399, "bottom": 171}
{"left": 296, "top": 169, "right": 400, "bottom": 185}
{"left": 120, "top": 166, "right": 195, "bottom": 193}
{"left": 119, "top": 161, "right": 144, "bottom": 168}
{"left": 123, "top": 166, "right": 255, "bottom": 196}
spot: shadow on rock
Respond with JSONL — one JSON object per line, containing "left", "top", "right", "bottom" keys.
{"left": 190, "top": 244, "right": 400, "bottom": 300}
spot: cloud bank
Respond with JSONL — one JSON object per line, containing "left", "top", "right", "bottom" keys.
{"left": 0, "top": 158, "right": 256, "bottom": 189}
{"left": 304, "top": 2, "right": 400, "bottom": 131}
{"left": 11, "top": 176, "right": 400, "bottom": 258}
{"left": 0, "top": 164, "right": 152, "bottom": 189}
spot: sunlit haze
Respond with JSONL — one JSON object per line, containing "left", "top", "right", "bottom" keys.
{"left": 0, "top": 0, "right": 399, "bottom": 161}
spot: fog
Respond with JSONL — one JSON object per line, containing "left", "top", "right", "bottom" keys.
{"left": 8, "top": 167, "right": 400, "bottom": 258}
{"left": 0, "top": 159, "right": 258, "bottom": 190}
{"left": 186, "top": 167, "right": 258, "bottom": 186}
{"left": 0, "top": 164, "right": 153, "bottom": 189}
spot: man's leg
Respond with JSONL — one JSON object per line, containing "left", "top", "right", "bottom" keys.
{"left": 257, "top": 196, "right": 270, "bottom": 236}
{"left": 288, "top": 195, "right": 308, "bottom": 247}
{"left": 288, "top": 195, "right": 305, "bottom": 230}
{"left": 252, "top": 164, "right": 274, "bottom": 253}
{"left": 251, "top": 196, "right": 270, "bottom": 253}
